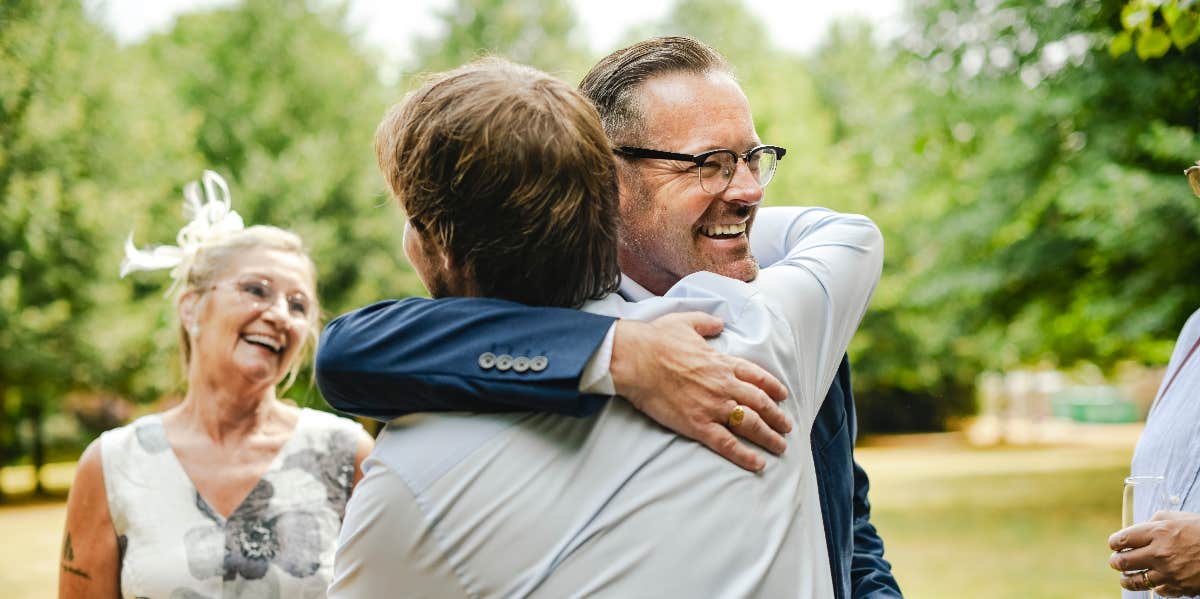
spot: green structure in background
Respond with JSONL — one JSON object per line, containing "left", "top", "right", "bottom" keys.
{"left": 1051, "top": 386, "right": 1139, "bottom": 424}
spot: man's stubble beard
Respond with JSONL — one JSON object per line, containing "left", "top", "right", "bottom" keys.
{"left": 617, "top": 177, "right": 760, "bottom": 291}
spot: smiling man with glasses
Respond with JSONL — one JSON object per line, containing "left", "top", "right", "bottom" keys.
{"left": 601, "top": 67, "right": 784, "bottom": 297}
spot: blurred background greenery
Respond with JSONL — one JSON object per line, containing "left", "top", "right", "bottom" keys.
{"left": 2, "top": 0, "right": 1198, "bottom": 595}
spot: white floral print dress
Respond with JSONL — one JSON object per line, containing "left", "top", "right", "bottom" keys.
{"left": 100, "top": 409, "right": 363, "bottom": 599}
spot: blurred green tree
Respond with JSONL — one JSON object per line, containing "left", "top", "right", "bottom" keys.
{"left": 1111, "top": 0, "right": 1200, "bottom": 59}
{"left": 410, "top": 0, "right": 590, "bottom": 80}
{"left": 0, "top": 0, "right": 202, "bottom": 494}
{"left": 831, "top": 0, "right": 1200, "bottom": 429}
{"left": 804, "top": 20, "right": 981, "bottom": 431}
{"left": 134, "top": 0, "right": 424, "bottom": 407}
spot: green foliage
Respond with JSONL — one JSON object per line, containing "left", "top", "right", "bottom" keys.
{"left": 137, "top": 0, "right": 418, "bottom": 318}
{"left": 647, "top": 0, "right": 774, "bottom": 60}
{"left": 1112, "top": 0, "right": 1200, "bottom": 58}
{"left": 409, "top": 0, "right": 590, "bottom": 79}
{"left": 0, "top": 1, "right": 209, "bottom": 481}
{"left": 0, "top": 0, "right": 202, "bottom": 451}
{"left": 130, "top": 0, "right": 428, "bottom": 405}
{"left": 829, "top": 0, "right": 1200, "bottom": 430}
{"left": 0, "top": 0, "right": 423, "bottom": 471}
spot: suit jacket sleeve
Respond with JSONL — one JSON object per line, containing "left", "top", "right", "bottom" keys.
{"left": 850, "top": 456, "right": 903, "bottom": 598}
{"left": 315, "top": 296, "right": 616, "bottom": 421}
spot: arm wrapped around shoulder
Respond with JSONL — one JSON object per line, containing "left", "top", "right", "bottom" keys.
{"left": 315, "top": 297, "right": 616, "bottom": 420}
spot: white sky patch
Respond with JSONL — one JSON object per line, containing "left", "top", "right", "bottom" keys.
{"left": 88, "top": 0, "right": 902, "bottom": 64}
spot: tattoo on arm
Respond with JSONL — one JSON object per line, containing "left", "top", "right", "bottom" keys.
{"left": 63, "top": 532, "right": 75, "bottom": 561}
{"left": 61, "top": 564, "right": 91, "bottom": 580}
{"left": 61, "top": 532, "right": 91, "bottom": 580}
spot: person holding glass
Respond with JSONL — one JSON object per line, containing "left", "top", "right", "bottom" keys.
{"left": 1107, "top": 163, "right": 1200, "bottom": 598}
{"left": 58, "top": 171, "right": 373, "bottom": 598}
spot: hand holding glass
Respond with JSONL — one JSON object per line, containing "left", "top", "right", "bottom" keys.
{"left": 1123, "top": 475, "right": 1166, "bottom": 598}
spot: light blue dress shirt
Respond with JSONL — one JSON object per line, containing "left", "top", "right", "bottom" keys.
{"left": 1127, "top": 308, "right": 1200, "bottom": 599}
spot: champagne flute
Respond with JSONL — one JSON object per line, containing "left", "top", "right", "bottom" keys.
{"left": 1123, "top": 475, "right": 1166, "bottom": 598}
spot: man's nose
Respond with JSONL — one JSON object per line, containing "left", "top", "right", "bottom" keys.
{"left": 721, "top": 160, "right": 764, "bottom": 206}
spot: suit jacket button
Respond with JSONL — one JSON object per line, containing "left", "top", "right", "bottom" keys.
{"left": 512, "top": 356, "right": 531, "bottom": 372}
{"left": 495, "top": 354, "right": 514, "bottom": 371}
{"left": 530, "top": 356, "right": 548, "bottom": 372}
{"left": 478, "top": 352, "right": 497, "bottom": 369}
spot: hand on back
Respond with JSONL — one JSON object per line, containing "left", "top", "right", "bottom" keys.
{"left": 610, "top": 312, "right": 792, "bottom": 472}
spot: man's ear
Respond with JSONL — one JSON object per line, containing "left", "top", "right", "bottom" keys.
{"left": 424, "top": 231, "right": 456, "bottom": 272}
{"left": 614, "top": 160, "right": 640, "bottom": 211}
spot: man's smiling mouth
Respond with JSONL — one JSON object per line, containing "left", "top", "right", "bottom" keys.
{"left": 699, "top": 222, "right": 747, "bottom": 239}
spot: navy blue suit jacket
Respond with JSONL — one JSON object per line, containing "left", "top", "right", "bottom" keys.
{"left": 317, "top": 297, "right": 902, "bottom": 599}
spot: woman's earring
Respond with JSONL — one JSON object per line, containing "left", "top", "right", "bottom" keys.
{"left": 189, "top": 323, "right": 201, "bottom": 339}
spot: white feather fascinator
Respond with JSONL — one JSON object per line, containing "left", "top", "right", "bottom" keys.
{"left": 120, "top": 170, "right": 245, "bottom": 290}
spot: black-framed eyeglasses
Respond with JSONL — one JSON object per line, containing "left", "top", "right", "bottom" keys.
{"left": 614, "top": 144, "right": 787, "bottom": 194}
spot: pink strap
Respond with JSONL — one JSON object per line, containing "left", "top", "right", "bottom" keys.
{"left": 1158, "top": 335, "right": 1200, "bottom": 404}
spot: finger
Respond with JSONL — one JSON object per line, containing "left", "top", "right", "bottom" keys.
{"left": 1117, "top": 569, "right": 1162, "bottom": 592}
{"left": 1117, "top": 571, "right": 1136, "bottom": 592}
{"left": 725, "top": 403, "right": 787, "bottom": 455}
{"left": 1151, "top": 510, "right": 1191, "bottom": 522}
{"left": 1118, "top": 571, "right": 1147, "bottom": 592}
{"left": 732, "top": 358, "right": 788, "bottom": 404}
{"left": 1110, "top": 523, "right": 1155, "bottom": 551}
{"left": 729, "top": 379, "right": 792, "bottom": 435}
{"left": 672, "top": 311, "right": 725, "bottom": 338}
{"left": 699, "top": 424, "right": 765, "bottom": 472}
{"left": 1111, "top": 546, "right": 1154, "bottom": 573}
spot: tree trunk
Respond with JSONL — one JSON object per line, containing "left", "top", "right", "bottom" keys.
{"left": 30, "top": 403, "right": 45, "bottom": 496}
{"left": 0, "top": 386, "right": 7, "bottom": 504}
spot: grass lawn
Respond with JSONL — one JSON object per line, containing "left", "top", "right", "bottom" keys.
{"left": 858, "top": 440, "right": 1131, "bottom": 599}
{"left": 0, "top": 436, "right": 1133, "bottom": 598}
{"left": 0, "top": 500, "right": 70, "bottom": 597}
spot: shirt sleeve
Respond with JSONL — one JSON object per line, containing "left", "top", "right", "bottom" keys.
{"left": 579, "top": 323, "right": 617, "bottom": 395}
{"left": 749, "top": 205, "right": 819, "bottom": 267}
{"left": 750, "top": 206, "right": 884, "bottom": 423}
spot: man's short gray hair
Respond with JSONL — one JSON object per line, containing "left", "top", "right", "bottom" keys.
{"left": 579, "top": 36, "right": 732, "bottom": 146}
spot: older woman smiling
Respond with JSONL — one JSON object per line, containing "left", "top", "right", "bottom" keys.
{"left": 59, "top": 172, "right": 373, "bottom": 599}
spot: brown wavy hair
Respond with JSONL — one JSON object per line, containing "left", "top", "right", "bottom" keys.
{"left": 376, "top": 57, "right": 621, "bottom": 308}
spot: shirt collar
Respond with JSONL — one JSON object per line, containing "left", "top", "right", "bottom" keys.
{"left": 618, "top": 273, "right": 657, "bottom": 301}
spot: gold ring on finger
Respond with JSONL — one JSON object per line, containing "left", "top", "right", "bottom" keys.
{"left": 1141, "top": 570, "right": 1153, "bottom": 590}
{"left": 727, "top": 405, "right": 745, "bottom": 427}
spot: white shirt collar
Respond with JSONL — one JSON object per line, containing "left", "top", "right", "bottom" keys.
{"left": 618, "top": 273, "right": 657, "bottom": 301}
